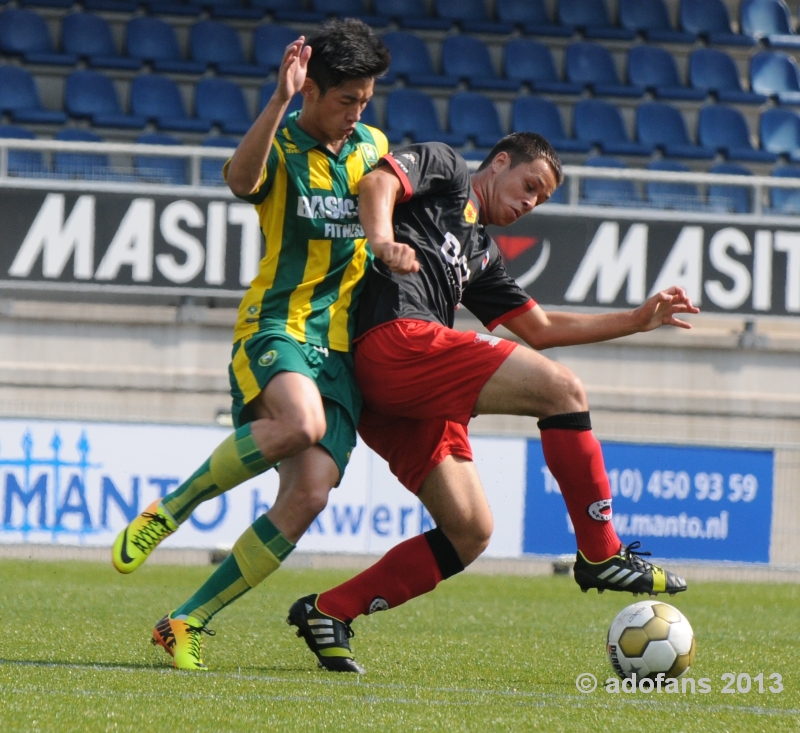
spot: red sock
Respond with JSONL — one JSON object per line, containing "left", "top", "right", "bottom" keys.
{"left": 317, "top": 534, "right": 444, "bottom": 622}
{"left": 539, "top": 414, "right": 621, "bottom": 562}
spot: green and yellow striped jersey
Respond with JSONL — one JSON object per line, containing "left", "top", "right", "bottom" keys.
{"left": 229, "top": 112, "right": 388, "bottom": 352}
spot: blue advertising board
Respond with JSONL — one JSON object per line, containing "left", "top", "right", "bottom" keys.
{"left": 523, "top": 441, "right": 774, "bottom": 563}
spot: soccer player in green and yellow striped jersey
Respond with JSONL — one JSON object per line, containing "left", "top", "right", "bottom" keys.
{"left": 112, "top": 19, "right": 394, "bottom": 671}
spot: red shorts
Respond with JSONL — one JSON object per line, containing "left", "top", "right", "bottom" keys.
{"left": 355, "top": 319, "right": 517, "bottom": 493}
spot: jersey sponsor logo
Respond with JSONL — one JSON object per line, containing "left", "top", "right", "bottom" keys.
{"left": 283, "top": 142, "right": 301, "bottom": 154}
{"left": 358, "top": 142, "right": 379, "bottom": 168}
{"left": 258, "top": 349, "right": 278, "bottom": 367}
{"left": 464, "top": 200, "right": 478, "bottom": 224}
{"left": 324, "top": 222, "right": 365, "bottom": 239}
{"left": 587, "top": 499, "right": 613, "bottom": 522}
{"left": 296, "top": 195, "right": 358, "bottom": 220}
{"left": 441, "top": 232, "right": 472, "bottom": 302}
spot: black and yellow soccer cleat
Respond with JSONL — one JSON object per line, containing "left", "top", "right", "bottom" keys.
{"left": 573, "top": 541, "right": 688, "bottom": 597}
{"left": 287, "top": 594, "right": 365, "bottom": 674}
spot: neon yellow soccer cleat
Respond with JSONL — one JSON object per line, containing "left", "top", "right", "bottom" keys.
{"left": 111, "top": 500, "right": 178, "bottom": 574}
{"left": 152, "top": 614, "right": 215, "bottom": 671}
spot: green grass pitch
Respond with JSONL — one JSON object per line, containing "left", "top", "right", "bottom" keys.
{"left": 1, "top": 559, "right": 799, "bottom": 732}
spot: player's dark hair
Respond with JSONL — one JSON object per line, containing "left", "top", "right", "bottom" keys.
{"left": 305, "top": 19, "right": 391, "bottom": 96}
{"left": 477, "top": 132, "right": 563, "bottom": 185}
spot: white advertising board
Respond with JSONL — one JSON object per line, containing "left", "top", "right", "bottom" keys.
{"left": 0, "top": 420, "right": 527, "bottom": 558}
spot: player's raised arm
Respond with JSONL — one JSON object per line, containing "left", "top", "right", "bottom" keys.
{"left": 502, "top": 286, "right": 700, "bottom": 351}
{"left": 358, "top": 167, "right": 419, "bottom": 274}
{"left": 226, "top": 37, "right": 310, "bottom": 197}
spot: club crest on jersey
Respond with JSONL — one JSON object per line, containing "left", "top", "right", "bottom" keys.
{"left": 358, "top": 142, "right": 379, "bottom": 168}
{"left": 587, "top": 499, "right": 613, "bottom": 522}
{"left": 258, "top": 350, "right": 278, "bottom": 367}
{"left": 464, "top": 200, "right": 478, "bottom": 224}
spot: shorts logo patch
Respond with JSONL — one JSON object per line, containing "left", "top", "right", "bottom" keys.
{"left": 474, "top": 333, "right": 501, "bottom": 347}
{"left": 368, "top": 597, "right": 389, "bottom": 614}
{"left": 464, "top": 200, "right": 478, "bottom": 224}
{"left": 358, "top": 142, "right": 379, "bottom": 168}
{"left": 258, "top": 350, "right": 278, "bottom": 367}
{"left": 587, "top": 499, "right": 613, "bottom": 522}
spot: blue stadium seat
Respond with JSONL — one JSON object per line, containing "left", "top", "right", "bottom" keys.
{"left": 511, "top": 97, "right": 591, "bottom": 153}
{"left": 258, "top": 83, "right": 303, "bottom": 121}
{"left": 448, "top": 92, "right": 504, "bottom": 149}
{"left": 62, "top": 13, "right": 140, "bottom": 71}
{"left": 503, "top": 39, "right": 582, "bottom": 94}
{"left": 689, "top": 48, "right": 767, "bottom": 104}
{"left": 135, "top": 133, "right": 187, "bottom": 185}
{"left": 573, "top": 99, "right": 652, "bottom": 156}
{"left": 581, "top": 156, "right": 640, "bottom": 206}
{"left": 265, "top": 0, "right": 325, "bottom": 23}
{"left": 85, "top": 0, "right": 139, "bottom": 11}
{"left": 64, "top": 70, "right": 147, "bottom": 129}
{"left": 202, "top": 0, "right": 263, "bottom": 21}
{"left": 558, "top": 0, "right": 636, "bottom": 40}
{"left": 201, "top": 136, "right": 237, "bottom": 185}
{"left": 145, "top": 0, "right": 201, "bottom": 17}
{"left": 385, "top": 88, "right": 465, "bottom": 146}
{"left": 381, "top": 31, "right": 458, "bottom": 88}
{"left": 0, "top": 124, "right": 46, "bottom": 176}
{"left": 53, "top": 129, "right": 109, "bottom": 180}
{"left": 698, "top": 106, "right": 776, "bottom": 163}
{"left": 373, "top": 0, "right": 451, "bottom": 30}
{"left": 619, "top": 0, "right": 696, "bottom": 43}
{"left": 770, "top": 165, "right": 800, "bottom": 213}
{"left": 195, "top": 78, "right": 252, "bottom": 135}
{"left": 680, "top": 0, "right": 756, "bottom": 46}
{"left": 311, "top": 0, "right": 388, "bottom": 27}
{"left": 434, "top": 0, "right": 511, "bottom": 34}
{"left": 0, "top": 8, "right": 77, "bottom": 65}
{"left": 496, "top": 0, "right": 572, "bottom": 37}
{"left": 360, "top": 101, "right": 378, "bottom": 128}
{"left": 441, "top": 36, "right": 519, "bottom": 92}
{"left": 20, "top": 0, "right": 73, "bottom": 8}
{"left": 627, "top": 46, "right": 705, "bottom": 101}
{"left": 126, "top": 17, "right": 205, "bottom": 75}
{"left": 740, "top": 0, "right": 800, "bottom": 48}
{"left": 636, "top": 102, "right": 715, "bottom": 160}
{"left": 708, "top": 162, "right": 753, "bottom": 213}
{"left": 760, "top": 107, "right": 800, "bottom": 161}
{"left": 130, "top": 76, "right": 212, "bottom": 133}
{"left": 253, "top": 24, "right": 300, "bottom": 73}
{"left": 565, "top": 42, "right": 644, "bottom": 98}
{"left": 751, "top": 51, "right": 800, "bottom": 104}
{"left": 646, "top": 160, "right": 700, "bottom": 210}
{"left": 0, "top": 66, "right": 66, "bottom": 124}
{"left": 189, "top": 20, "right": 268, "bottom": 77}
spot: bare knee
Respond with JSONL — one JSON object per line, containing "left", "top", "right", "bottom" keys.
{"left": 256, "top": 409, "right": 326, "bottom": 458}
{"left": 541, "top": 364, "right": 587, "bottom": 417}
{"left": 447, "top": 514, "right": 493, "bottom": 567}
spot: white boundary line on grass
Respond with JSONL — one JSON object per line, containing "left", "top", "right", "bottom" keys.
{"left": 1, "top": 660, "right": 798, "bottom": 718}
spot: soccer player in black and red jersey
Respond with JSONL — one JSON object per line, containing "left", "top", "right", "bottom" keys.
{"left": 287, "top": 133, "right": 700, "bottom": 673}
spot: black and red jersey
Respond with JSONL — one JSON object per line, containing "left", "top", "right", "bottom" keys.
{"left": 355, "top": 142, "right": 534, "bottom": 339}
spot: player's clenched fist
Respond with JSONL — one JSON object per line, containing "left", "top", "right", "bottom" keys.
{"left": 371, "top": 241, "right": 420, "bottom": 274}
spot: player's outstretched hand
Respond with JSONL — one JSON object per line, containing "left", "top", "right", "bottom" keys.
{"left": 635, "top": 286, "right": 700, "bottom": 331}
{"left": 371, "top": 241, "right": 420, "bottom": 274}
{"left": 276, "top": 37, "right": 310, "bottom": 103}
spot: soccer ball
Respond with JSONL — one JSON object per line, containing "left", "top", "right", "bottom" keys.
{"left": 606, "top": 600, "right": 695, "bottom": 680}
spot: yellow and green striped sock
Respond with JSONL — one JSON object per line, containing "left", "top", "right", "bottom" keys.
{"left": 163, "top": 424, "right": 272, "bottom": 525}
{"left": 172, "top": 514, "right": 295, "bottom": 625}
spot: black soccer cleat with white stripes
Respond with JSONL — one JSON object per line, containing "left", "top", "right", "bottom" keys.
{"left": 287, "top": 594, "right": 366, "bottom": 674}
{"left": 573, "top": 541, "right": 688, "bottom": 597}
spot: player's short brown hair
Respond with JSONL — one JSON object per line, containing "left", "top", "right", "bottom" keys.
{"left": 306, "top": 19, "right": 391, "bottom": 96}
{"left": 478, "top": 132, "right": 563, "bottom": 185}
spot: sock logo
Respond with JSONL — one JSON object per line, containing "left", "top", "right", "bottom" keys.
{"left": 367, "top": 597, "right": 389, "bottom": 614}
{"left": 587, "top": 499, "right": 612, "bottom": 522}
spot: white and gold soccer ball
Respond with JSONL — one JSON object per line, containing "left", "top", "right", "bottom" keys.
{"left": 606, "top": 600, "right": 695, "bottom": 680}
